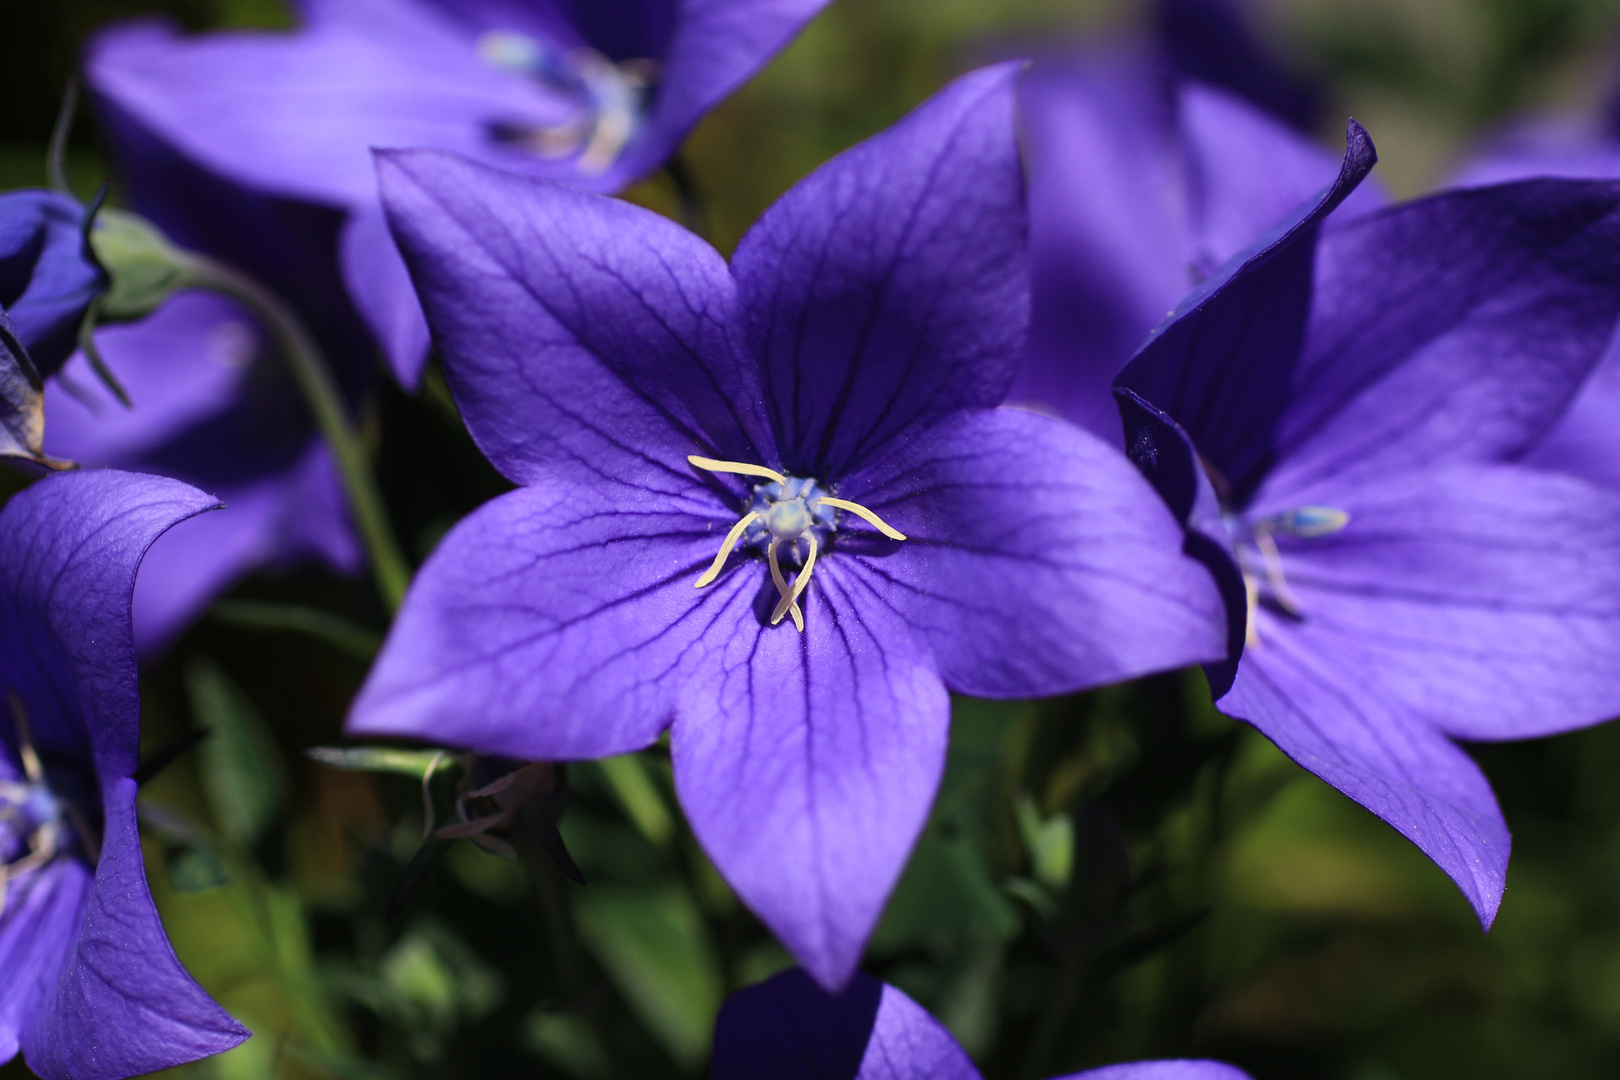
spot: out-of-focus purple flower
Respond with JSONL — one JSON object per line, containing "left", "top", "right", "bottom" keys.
{"left": 347, "top": 66, "right": 1226, "bottom": 988}
{"left": 1156, "top": 0, "right": 1324, "bottom": 131}
{"left": 1013, "top": 48, "right": 1385, "bottom": 445}
{"left": 0, "top": 468, "right": 247, "bottom": 1079}
{"left": 711, "top": 967, "right": 1252, "bottom": 1080}
{"left": 88, "top": 0, "right": 833, "bottom": 387}
{"left": 43, "top": 106, "right": 362, "bottom": 654}
{"left": 0, "top": 190, "right": 105, "bottom": 466}
{"left": 1113, "top": 134, "right": 1620, "bottom": 925}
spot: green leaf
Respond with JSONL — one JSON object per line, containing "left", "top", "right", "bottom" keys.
{"left": 307, "top": 746, "right": 450, "bottom": 781}
{"left": 595, "top": 753, "right": 674, "bottom": 845}
{"left": 1015, "top": 794, "right": 1074, "bottom": 892}
{"left": 187, "top": 658, "right": 288, "bottom": 848}
{"left": 573, "top": 881, "right": 723, "bottom": 1070}
{"left": 524, "top": 1010, "right": 609, "bottom": 1080}
{"left": 212, "top": 599, "right": 382, "bottom": 660}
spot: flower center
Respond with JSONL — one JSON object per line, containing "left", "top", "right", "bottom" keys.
{"left": 0, "top": 692, "right": 70, "bottom": 915}
{"left": 478, "top": 30, "right": 655, "bottom": 177}
{"left": 1223, "top": 506, "right": 1349, "bottom": 646}
{"left": 687, "top": 456, "right": 907, "bottom": 632}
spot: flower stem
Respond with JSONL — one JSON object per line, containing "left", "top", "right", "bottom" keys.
{"left": 183, "top": 255, "right": 411, "bottom": 612}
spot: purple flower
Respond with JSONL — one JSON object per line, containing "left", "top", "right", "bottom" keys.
{"left": 1013, "top": 48, "right": 1385, "bottom": 445}
{"left": 347, "top": 66, "right": 1226, "bottom": 987}
{"left": 88, "top": 0, "right": 833, "bottom": 387}
{"left": 43, "top": 105, "right": 363, "bottom": 654}
{"left": 1110, "top": 129, "right": 1620, "bottom": 925}
{"left": 0, "top": 469, "right": 247, "bottom": 1079}
{"left": 0, "top": 190, "right": 105, "bottom": 466}
{"left": 711, "top": 967, "right": 1251, "bottom": 1080}
{"left": 1155, "top": 0, "right": 1324, "bottom": 131}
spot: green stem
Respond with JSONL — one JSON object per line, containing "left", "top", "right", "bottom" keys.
{"left": 182, "top": 255, "right": 411, "bottom": 612}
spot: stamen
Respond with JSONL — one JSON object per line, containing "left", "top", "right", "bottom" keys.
{"left": 771, "top": 534, "right": 819, "bottom": 627}
{"left": 767, "top": 541, "right": 805, "bottom": 633}
{"left": 696, "top": 511, "right": 760, "bottom": 588}
{"left": 1243, "top": 573, "right": 1261, "bottom": 648}
{"left": 689, "top": 456, "right": 787, "bottom": 485}
{"left": 1253, "top": 529, "right": 1304, "bottom": 616}
{"left": 6, "top": 692, "right": 42, "bottom": 784}
{"left": 812, "top": 497, "right": 906, "bottom": 540}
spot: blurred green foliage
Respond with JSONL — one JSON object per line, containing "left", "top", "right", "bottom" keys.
{"left": 7, "top": 0, "right": 1620, "bottom": 1078}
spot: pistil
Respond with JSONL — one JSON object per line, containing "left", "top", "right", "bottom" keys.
{"left": 1229, "top": 505, "right": 1350, "bottom": 647}
{"left": 688, "top": 456, "right": 907, "bottom": 632}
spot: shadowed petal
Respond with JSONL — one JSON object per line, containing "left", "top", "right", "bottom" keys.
{"left": 340, "top": 203, "right": 431, "bottom": 388}
{"left": 1526, "top": 334, "right": 1620, "bottom": 491}
{"left": 23, "top": 781, "right": 249, "bottom": 1080}
{"left": 349, "top": 476, "right": 732, "bottom": 759}
{"left": 1252, "top": 463, "right": 1620, "bottom": 743}
{"left": 732, "top": 63, "right": 1027, "bottom": 478}
{"left": 671, "top": 585, "right": 946, "bottom": 990}
{"left": 87, "top": 9, "right": 575, "bottom": 209}
{"left": 1116, "top": 118, "right": 1376, "bottom": 508}
{"left": 839, "top": 407, "right": 1226, "bottom": 698}
{"left": 1223, "top": 619, "right": 1511, "bottom": 926}
{"left": 377, "top": 148, "right": 771, "bottom": 485}
{"left": 1157, "top": 0, "right": 1322, "bottom": 130}
{"left": 711, "top": 969, "right": 978, "bottom": 1080}
{"left": 1265, "top": 179, "right": 1620, "bottom": 498}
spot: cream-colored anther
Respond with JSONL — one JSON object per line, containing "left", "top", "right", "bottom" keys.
{"left": 695, "top": 511, "right": 761, "bottom": 589}
{"left": 688, "top": 456, "right": 787, "bottom": 485}
{"left": 812, "top": 497, "right": 906, "bottom": 540}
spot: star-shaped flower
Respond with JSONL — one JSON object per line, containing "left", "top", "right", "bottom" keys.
{"left": 348, "top": 65, "right": 1226, "bottom": 987}
{"left": 88, "top": 0, "right": 833, "bottom": 386}
{"left": 0, "top": 469, "right": 246, "bottom": 1079}
{"left": 712, "top": 967, "right": 1252, "bottom": 1080}
{"left": 1111, "top": 133, "right": 1620, "bottom": 923}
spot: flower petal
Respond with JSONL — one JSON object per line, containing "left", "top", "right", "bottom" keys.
{"left": 340, "top": 203, "right": 431, "bottom": 388}
{"left": 376, "top": 148, "right": 771, "bottom": 485}
{"left": 671, "top": 573, "right": 947, "bottom": 990}
{"left": 731, "top": 63, "right": 1027, "bottom": 479}
{"left": 1253, "top": 463, "right": 1620, "bottom": 743}
{"left": 0, "top": 469, "right": 219, "bottom": 779}
{"left": 87, "top": 9, "right": 575, "bottom": 209}
{"left": 22, "top": 780, "right": 249, "bottom": 1080}
{"left": 1115, "top": 118, "right": 1376, "bottom": 508}
{"left": 711, "top": 968, "right": 979, "bottom": 1080}
{"left": 839, "top": 407, "right": 1227, "bottom": 699}
{"left": 1265, "top": 179, "right": 1620, "bottom": 498}
{"left": 1222, "top": 627, "right": 1511, "bottom": 927}
{"left": 0, "top": 471, "right": 243, "bottom": 1076}
{"left": 349, "top": 476, "right": 731, "bottom": 759}
{"left": 0, "top": 861, "right": 90, "bottom": 1068}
